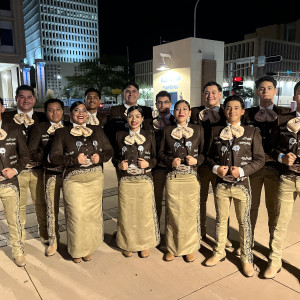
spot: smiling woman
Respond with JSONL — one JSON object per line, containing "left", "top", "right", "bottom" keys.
{"left": 49, "top": 100, "right": 113, "bottom": 263}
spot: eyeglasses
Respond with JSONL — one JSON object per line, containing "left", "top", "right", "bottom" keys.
{"left": 157, "top": 101, "right": 170, "bottom": 105}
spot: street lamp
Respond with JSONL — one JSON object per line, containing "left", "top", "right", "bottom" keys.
{"left": 156, "top": 53, "right": 172, "bottom": 71}
{"left": 55, "top": 74, "right": 62, "bottom": 98}
{"left": 194, "top": 0, "right": 200, "bottom": 38}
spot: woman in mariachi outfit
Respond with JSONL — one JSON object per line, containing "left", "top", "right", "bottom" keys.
{"left": 50, "top": 101, "right": 113, "bottom": 263}
{"left": 159, "top": 100, "right": 204, "bottom": 263}
{"left": 112, "top": 105, "right": 159, "bottom": 258}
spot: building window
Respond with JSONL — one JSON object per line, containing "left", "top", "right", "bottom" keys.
{"left": 0, "top": 0, "right": 11, "bottom": 10}
{"left": 0, "top": 28, "right": 13, "bottom": 46}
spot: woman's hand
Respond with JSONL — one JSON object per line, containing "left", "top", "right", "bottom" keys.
{"left": 78, "top": 153, "right": 87, "bottom": 165}
{"left": 186, "top": 155, "right": 197, "bottom": 166}
{"left": 118, "top": 160, "right": 128, "bottom": 170}
{"left": 217, "top": 166, "right": 229, "bottom": 177}
{"left": 172, "top": 158, "right": 181, "bottom": 168}
{"left": 138, "top": 158, "right": 149, "bottom": 169}
{"left": 91, "top": 153, "right": 100, "bottom": 164}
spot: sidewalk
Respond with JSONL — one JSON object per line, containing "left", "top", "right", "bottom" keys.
{"left": 0, "top": 161, "right": 299, "bottom": 300}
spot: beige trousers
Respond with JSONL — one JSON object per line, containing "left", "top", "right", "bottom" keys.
{"left": 249, "top": 166, "right": 278, "bottom": 237}
{"left": 45, "top": 173, "right": 63, "bottom": 246}
{"left": 214, "top": 183, "right": 253, "bottom": 263}
{"left": 0, "top": 184, "right": 24, "bottom": 258}
{"left": 18, "top": 169, "right": 47, "bottom": 243}
{"left": 198, "top": 166, "right": 217, "bottom": 237}
{"left": 269, "top": 174, "right": 300, "bottom": 267}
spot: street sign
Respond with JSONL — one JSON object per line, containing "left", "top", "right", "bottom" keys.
{"left": 265, "top": 55, "right": 282, "bottom": 63}
{"left": 257, "top": 56, "right": 266, "bottom": 67}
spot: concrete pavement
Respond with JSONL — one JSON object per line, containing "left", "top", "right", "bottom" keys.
{"left": 0, "top": 160, "right": 299, "bottom": 299}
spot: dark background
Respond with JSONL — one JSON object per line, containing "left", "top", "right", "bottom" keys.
{"left": 98, "top": 0, "right": 300, "bottom": 63}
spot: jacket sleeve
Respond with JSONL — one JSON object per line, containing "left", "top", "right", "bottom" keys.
{"left": 147, "top": 131, "right": 157, "bottom": 169}
{"left": 27, "top": 124, "right": 43, "bottom": 162}
{"left": 15, "top": 126, "right": 30, "bottom": 173}
{"left": 241, "top": 127, "right": 265, "bottom": 177}
{"left": 196, "top": 125, "right": 205, "bottom": 166}
{"left": 158, "top": 127, "right": 174, "bottom": 169}
{"left": 98, "top": 127, "right": 114, "bottom": 164}
{"left": 206, "top": 128, "right": 218, "bottom": 169}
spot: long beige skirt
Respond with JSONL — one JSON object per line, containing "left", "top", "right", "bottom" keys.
{"left": 63, "top": 167, "right": 104, "bottom": 258}
{"left": 165, "top": 173, "right": 200, "bottom": 256}
{"left": 117, "top": 176, "right": 160, "bottom": 252}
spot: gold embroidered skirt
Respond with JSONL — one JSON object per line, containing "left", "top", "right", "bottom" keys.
{"left": 116, "top": 176, "right": 160, "bottom": 252}
{"left": 63, "top": 167, "right": 104, "bottom": 258}
{"left": 165, "top": 173, "right": 201, "bottom": 256}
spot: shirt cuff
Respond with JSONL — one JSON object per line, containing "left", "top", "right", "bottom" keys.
{"left": 12, "top": 168, "right": 18, "bottom": 175}
{"left": 238, "top": 167, "right": 244, "bottom": 177}
{"left": 278, "top": 153, "right": 285, "bottom": 163}
{"left": 213, "top": 165, "right": 220, "bottom": 175}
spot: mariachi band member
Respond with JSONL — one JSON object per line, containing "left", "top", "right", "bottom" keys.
{"left": 159, "top": 100, "right": 204, "bottom": 263}
{"left": 2, "top": 85, "right": 48, "bottom": 245}
{"left": 28, "top": 99, "right": 70, "bottom": 257}
{"left": 152, "top": 90, "right": 176, "bottom": 224}
{"left": 106, "top": 81, "right": 153, "bottom": 149}
{"left": 112, "top": 105, "right": 159, "bottom": 258}
{"left": 243, "top": 75, "right": 290, "bottom": 251}
{"left": 0, "top": 97, "right": 29, "bottom": 267}
{"left": 190, "top": 81, "right": 230, "bottom": 245}
{"left": 0, "top": 98, "right": 29, "bottom": 267}
{"left": 50, "top": 101, "right": 113, "bottom": 263}
{"left": 264, "top": 81, "right": 300, "bottom": 279}
{"left": 84, "top": 87, "right": 108, "bottom": 128}
{"left": 205, "top": 95, "right": 264, "bottom": 277}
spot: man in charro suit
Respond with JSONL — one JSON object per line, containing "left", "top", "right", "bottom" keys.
{"left": 151, "top": 90, "right": 176, "bottom": 224}
{"left": 243, "top": 75, "right": 291, "bottom": 252}
{"left": 205, "top": 95, "right": 264, "bottom": 277}
{"left": 2, "top": 85, "right": 48, "bottom": 245}
{"left": 0, "top": 97, "right": 30, "bottom": 267}
{"left": 190, "top": 82, "right": 231, "bottom": 245}
{"left": 84, "top": 87, "right": 108, "bottom": 128}
{"left": 106, "top": 81, "right": 153, "bottom": 149}
{"left": 264, "top": 81, "right": 300, "bottom": 278}
{"left": 28, "top": 98, "right": 71, "bottom": 257}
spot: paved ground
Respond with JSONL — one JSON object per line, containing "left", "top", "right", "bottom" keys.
{"left": 0, "top": 160, "right": 299, "bottom": 299}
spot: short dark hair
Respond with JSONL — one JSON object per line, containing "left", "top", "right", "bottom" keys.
{"left": 44, "top": 98, "right": 64, "bottom": 112}
{"left": 156, "top": 90, "right": 171, "bottom": 102}
{"left": 174, "top": 100, "right": 191, "bottom": 110}
{"left": 85, "top": 87, "right": 101, "bottom": 98}
{"left": 122, "top": 81, "right": 139, "bottom": 91}
{"left": 127, "top": 105, "right": 144, "bottom": 117}
{"left": 16, "top": 85, "right": 35, "bottom": 97}
{"left": 203, "top": 81, "right": 222, "bottom": 93}
{"left": 0, "top": 97, "right": 3, "bottom": 106}
{"left": 255, "top": 75, "right": 277, "bottom": 89}
{"left": 294, "top": 81, "right": 300, "bottom": 95}
{"left": 223, "top": 95, "right": 245, "bottom": 109}
{"left": 70, "top": 101, "right": 87, "bottom": 112}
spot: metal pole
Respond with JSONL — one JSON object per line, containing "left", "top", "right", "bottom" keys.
{"left": 194, "top": 0, "right": 200, "bottom": 38}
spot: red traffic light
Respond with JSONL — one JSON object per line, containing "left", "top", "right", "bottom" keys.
{"left": 233, "top": 77, "right": 243, "bottom": 82}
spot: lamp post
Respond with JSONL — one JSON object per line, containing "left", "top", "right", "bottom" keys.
{"left": 194, "top": 0, "right": 200, "bottom": 38}
{"left": 55, "top": 74, "right": 61, "bottom": 98}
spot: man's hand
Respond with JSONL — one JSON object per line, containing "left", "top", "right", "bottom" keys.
{"left": 217, "top": 166, "right": 229, "bottom": 177}
{"left": 2, "top": 168, "right": 17, "bottom": 179}
{"left": 282, "top": 152, "right": 297, "bottom": 166}
{"left": 230, "top": 166, "right": 240, "bottom": 178}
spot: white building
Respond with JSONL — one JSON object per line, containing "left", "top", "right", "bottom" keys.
{"left": 23, "top": 0, "right": 99, "bottom": 100}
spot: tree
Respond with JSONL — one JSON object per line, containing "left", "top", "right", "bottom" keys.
{"left": 65, "top": 55, "right": 132, "bottom": 97}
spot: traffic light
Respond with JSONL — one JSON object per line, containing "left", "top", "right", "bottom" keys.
{"left": 232, "top": 76, "right": 243, "bottom": 90}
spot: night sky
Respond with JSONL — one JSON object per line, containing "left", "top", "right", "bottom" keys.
{"left": 98, "top": 0, "right": 300, "bottom": 63}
